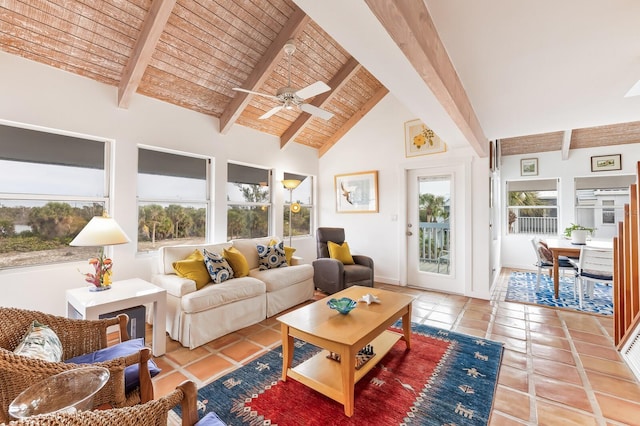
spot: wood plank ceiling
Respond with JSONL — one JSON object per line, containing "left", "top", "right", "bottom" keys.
{"left": 500, "top": 121, "right": 640, "bottom": 157}
{"left": 2, "top": 0, "right": 638, "bottom": 158}
{"left": 0, "top": 0, "right": 386, "bottom": 156}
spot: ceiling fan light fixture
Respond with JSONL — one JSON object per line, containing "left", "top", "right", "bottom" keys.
{"left": 232, "top": 40, "right": 333, "bottom": 120}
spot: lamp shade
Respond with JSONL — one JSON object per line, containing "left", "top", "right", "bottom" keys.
{"left": 69, "top": 215, "right": 130, "bottom": 247}
{"left": 282, "top": 179, "right": 301, "bottom": 190}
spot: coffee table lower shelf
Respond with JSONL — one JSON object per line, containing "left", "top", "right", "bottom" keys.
{"left": 285, "top": 330, "right": 402, "bottom": 405}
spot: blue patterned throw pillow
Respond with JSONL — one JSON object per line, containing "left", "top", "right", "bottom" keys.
{"left": 256, "top": 241, "right": 288, "bottom": 270}
{"left": 203, "top": 249, "right": 234, "bottom": 284}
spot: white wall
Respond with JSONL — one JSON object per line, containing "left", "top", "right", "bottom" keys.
{"left": 317, "top": 95, "right": 493, "bottom": 299}
{"left": 0, "top": 52, "right": 319, "bottom": 315}
{"left": 501, "top": 145, "right": 640, "bottom": 270}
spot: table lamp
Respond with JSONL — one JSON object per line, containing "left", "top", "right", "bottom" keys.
{"left": 70, "top": 213, "right": 130, "bottom": 291}
{"left": 282, "top": 179, "right": 301, "bottom": 246}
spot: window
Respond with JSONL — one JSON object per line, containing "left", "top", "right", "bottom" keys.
{"left": 137, "top": 148, "right": 208, "bottom": 252}
{"left": 282, "top": 173, "right": 313, "bottom": 244}
{"left": 227, "top": 163, "right": 270, "bottom": 239}
{"left": 575, "top": 175, "right": 633, "bottom": 239}
{"left": 0, "top": 123, "right": 107, "bottom": 268}
{"left": 602, "top": 200, "right": 615, "bottom": 224}
{"left": 507, "top": 179, "right": 558, "bottom": 235}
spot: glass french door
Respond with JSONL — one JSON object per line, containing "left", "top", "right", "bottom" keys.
{"left": 407, "top": 167, "right": 464, "bottom": 293}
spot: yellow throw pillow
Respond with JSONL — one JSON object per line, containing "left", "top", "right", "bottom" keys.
{"left": 269, "top": 239, "right": 296, "bottom": 265}
{"left": 172, "top": 249, "right": 210, "bottom": 290}
{"left": 284, "top": 246, "right": 296, "bottom": 265}
{"left": 328, "top": 241, "right": 355, "bottom": 265}
{"left": 223, "top": 246, "right": 249, "bottom": 277}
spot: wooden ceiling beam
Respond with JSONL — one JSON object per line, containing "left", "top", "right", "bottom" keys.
{"left": 219, "top": 7, "right": 310, "bottom": 134}
{"left": 118, "top": 0, "right": 176, "bottom": 108}
{"left": 364, "top": 0, "right": 488, "bottom": 157}
{"left": 280, "top": 57, "right": 361, "bottom": 149}
{"left": 561, "top": 130, "right": 572, "bottom": 160}
{"left": 318, "top": 86, "right": 389, "bottom": 157}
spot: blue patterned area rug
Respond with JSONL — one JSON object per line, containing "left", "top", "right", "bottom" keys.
{"left": 174, "top": 323, "right": 503, "bottom": 425}
{"left": 505, "top": 271, "right": 613, "bottom": 316}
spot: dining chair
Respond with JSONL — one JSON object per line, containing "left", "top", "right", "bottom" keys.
{"left": 530, "top": 237, "right": 575, "bottom": 291}
{"left": 436, "top": 248, "right": 450, "bottom": 273}
{"left": 570, "top": 246, "right": 613, "bottom": 308}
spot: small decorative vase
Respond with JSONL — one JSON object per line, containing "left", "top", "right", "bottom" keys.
{"left": 90, "top": 285, "right": 111, "bottom": 292}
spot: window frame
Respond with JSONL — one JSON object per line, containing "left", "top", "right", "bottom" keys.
{"left": 227, "top": 162, "right": 272, "bottom": 240}
{"left": 0, "top": 121, "right": 111, "bottom": 269}
{"left": 506, "top": 178, "right": 559, "bottom": 235}
{"left": 136, "top": 146, "right": 210, "bottom": 252}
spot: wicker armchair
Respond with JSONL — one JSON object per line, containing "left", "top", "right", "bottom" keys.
{"left": 1, "top": 380, "right": 199, "bottom": 426}
{"left": 0, "top": 307, "right": 154, "bottom": 423}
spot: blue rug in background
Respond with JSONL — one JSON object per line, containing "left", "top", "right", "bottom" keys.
{"left": 505, "top": 271, "right": 613, "bottom": 316}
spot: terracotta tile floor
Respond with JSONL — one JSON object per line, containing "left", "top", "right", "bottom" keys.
{"left": 145, "top": 268, "right": 640, "bottom": 425}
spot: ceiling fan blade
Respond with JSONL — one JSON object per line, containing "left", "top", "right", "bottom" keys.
{"left": 232, "top": 87, "right": 279, "bottom": 100}
{"left": 259, "top": 105, "right": 284, "bottom": 119}
{"left": 295, "top": 81, "right": 331, "bottom": 100}
{"left": 300, "top": 103, "right": 334, "bottom": 121}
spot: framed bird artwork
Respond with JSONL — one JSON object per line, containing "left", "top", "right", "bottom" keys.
{"left": 334, "top": 170, "right": 378, "bottom": 213}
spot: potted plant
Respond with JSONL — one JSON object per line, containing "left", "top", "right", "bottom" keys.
{"left": 563, "top": 223, "right": 595, "bottom": 244}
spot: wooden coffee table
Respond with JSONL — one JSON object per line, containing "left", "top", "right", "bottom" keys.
{"left": 277, "top": 285, "right": 414, "bottom": 417}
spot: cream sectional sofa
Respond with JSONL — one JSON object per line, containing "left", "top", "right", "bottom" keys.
{"left": 151, "top": 237, "right": 314, "bottom": 349}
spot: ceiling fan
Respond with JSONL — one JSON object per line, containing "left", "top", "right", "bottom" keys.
{"left": 233, "top": 40, "right": 334, "bottom": 121}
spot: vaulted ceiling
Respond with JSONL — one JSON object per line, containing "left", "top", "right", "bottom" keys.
{"left": 0, "top": 0, "right": 386, "bottom": 156}
{"left": 2, "top": 0, "right": 640, "bottom": 159}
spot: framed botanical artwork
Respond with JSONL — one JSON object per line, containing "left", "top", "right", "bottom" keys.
{"left": 404, "top": 119, "right": 447, "bottom": 157}
{"left": 520, "top": 158, "right": 538, "bottom": 176}
{"left": 334, "top": 170, "right": 378, "bottom": 213}
{"left": 591, "top": 154, "right": 621, "bottom": 172}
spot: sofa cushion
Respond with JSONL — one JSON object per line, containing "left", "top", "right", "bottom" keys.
{"left": 250, "top": 264, "right": 313, "bottom": 293}
{"left": 344, "top": 264, "right": 372, "bottom": 282}
{"left": 204, "top": 249, "right": 234, "bottom": 284}
{"left": 223, "top": 247, "right": 249, "bottom": 278}
{"left": 180, "top": 277, "right": 265, "bottom": 314}
{"left": 257, "top": 241, "right": 288, "bottom": 270}
{"left": 196, "top": 411, "right": 226, "bottom": 426}
{"left": 152, "top": 273, "right": 198, "bottom": 298}
{"left": 65, "top": 338, "right": 160, "bottom": 393}
{"left": 172, "top": 249, "right": 210, "bottom": 290}
{"left": 159, "top": 243, "right": 232, "bottom": 275}
{"left": 284, "top": 246, "right": 296, "bottom": 265}
{"left": 231, "top": 237, "right": 273, "bottom": 270}
{"left": 268, "top": 239, "right": 296, "bottom": 265}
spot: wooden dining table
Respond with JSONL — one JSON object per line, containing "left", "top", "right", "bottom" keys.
{"left": 544, "top": 238, "right": 613, "bottom": 298}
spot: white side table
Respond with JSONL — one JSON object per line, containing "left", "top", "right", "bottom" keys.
{"left": 66, "top": 278, "right": 167, "bottom": 357}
